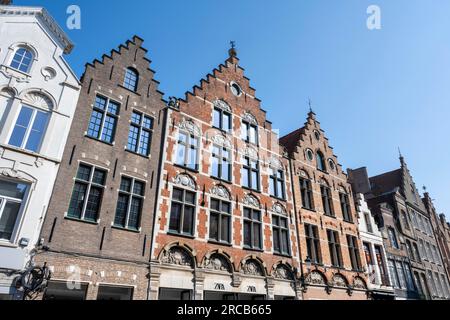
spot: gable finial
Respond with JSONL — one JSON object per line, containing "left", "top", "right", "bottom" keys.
{"left": 308, "top": 99, "right": 313, "bottom": 113}
{"left": 228, "top": 41, "right": 237, "bottom": 57}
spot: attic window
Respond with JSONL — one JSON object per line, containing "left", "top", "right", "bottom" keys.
{"left": 328, "top": 159, "right": 336, "bottom": 171}
{"left": 313, "top": 130, "right": 321, "bottom": 141}
{"left": 306, "top": 149, "right": 314, "bottom": 161}
{"left": 230, "top": 82, "right": 242, "bottom": 97}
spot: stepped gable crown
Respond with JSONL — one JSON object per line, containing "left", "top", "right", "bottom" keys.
{"left": 176, "top": 44, "right": 272, "bottom": 130}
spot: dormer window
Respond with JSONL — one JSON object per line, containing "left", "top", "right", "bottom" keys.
{"left": 123, "top": 68, "right": 139, "bottom": 92}
{"left": 10, "top": 47, "right": 33, "bottom": 73}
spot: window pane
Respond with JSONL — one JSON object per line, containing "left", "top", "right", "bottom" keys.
{"left": 242, "top": 167, "right": 249, "bottom": 187}
{"left": 281, "top": 230, "right": 289, "bottom": 254}
{"left": 209, "top": 212, "right": 219, "bottom": 241}
{"left": 133, "top": 181, "right": 145, "bottom": 196}
{"left": 9, "top": 106, "right": 33, "bottom": 148}
{"left": 0, "top": 201, "right": 21, "bottom": 240}
{"left": 221, "top": 201, "right": 230, "bottom": 213}
{"left": 172, "top": 188, "right": 183, "bottom": 201}
{"left": 213, "top": 109, "right": 221, "bottom": 128}
{"left": 0, "top": 180, "right": 28, "bottom": 199}
{"left": 221, "top": 215, "right": 230, "bottom": 242}
{"left": 211, "top": 199, "right": 220, "bottom": 211}
{"left": 142, "top": 116, "right": 153, "bottom": 130}
{"left": 131, "top": 112, "right": 141, "bottom": 124}
{"left": 87, "top": 110, "right": 103, "bottom": 139}
{"left": 182, "top": 206, "right": 194, "bottom": 234}
{"left": 185, "top": 191, "right": 195, "bottom": 205}
{"left": 188, "top": 147, "right": 197, "bottom": 169}
{"left": 269, "top": 177, "right": 275, "bottom": 196}
{"left": 128, "top": 197, "right": 142, "bottom": 229}
{"left": 253, "top": 223, "right": 261, "bottom": 248}
{"left": 211, "top": 156, "right": 219, "bottom": 177}
{"left": 138, "top": 130, "right": 151, "bottom": 156}
{"left": 101, "top": 115, "right": 116, "bottom": 143}
{"left": 127, "top": 125, "right": 139, "bottom": 152}
{"left": 114, "top": 194, "right": 129, "bottom": 227}
{"left": 253, "top": 210, "right": 261, "bottom": 221}
{"left": 84, "top": 187, "right": 102, "bottom": 221}
{"left": 273, "top": 228, "right": 280, "bottom": 252}
{"left": 244, "top": 208, "right": 251, "bottom": 219}
{"left": 223, "top": 113, "right": 231, "bottom": 131}
{"left": 243, "top": 221, "right": 251, "bottom": 247}
{"left": 120, "top": 177, "right": 132, "bottom": 192}
{"left": 251, "top": 171, "right": 258, "bottom": 189}
{"left": 169, "top": 203, "right": 182, "bottom": 232}
{"left": 24, "top": 110, "right": 48, "bottom": 152}
{"left": 176, "top": 144, "right": 186, "bottom": 166}
{"left": 107, "top": 101, "right": 119, "bottom": 115}
{"left": 123, "top": 69, "right": 138, "bottom": 91}
{"left": 249, "top": 126, "right": 257, "bottom": 144}
{"left": 222, "top": 161, "right": 230, "bottom": 181}
{"left": 92, "top": 169, "right": 106, "bottom": 185}
{"left": 95, "top": 96, "right": 107, "bottom": 110}
{"left": 68, "top": 182, "right": 87, "bottom": 219}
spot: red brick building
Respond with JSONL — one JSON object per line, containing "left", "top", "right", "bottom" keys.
{"left": 150, "top": 48, "right": 302, "bottom": 300}
{"left": 280, "top": 111, "right": 369, "bottom": 300}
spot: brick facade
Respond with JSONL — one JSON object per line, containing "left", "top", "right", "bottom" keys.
{"left": 280, "top": 111, "right": 369, "bottom": 300}
{"left": 35, "top": 36, "right": 166, "bottom": 300}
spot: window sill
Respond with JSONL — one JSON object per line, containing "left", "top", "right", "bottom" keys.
{"left": 64, "top": 216, "right": 99, "bottom": 225}
{"left": 242, "top": 246, "right": 264, "bottom": 253}
{"left": 301, "top": 207, "right": 316, "bottom": 213}
{"left": 270, "top": 195, "right": 286, "bottom": 202}
{"left": 84, "top": 135, "right": 114, "bottom": 146}
{"left": 173, "top": 163, "right": 199, "bottom": 174}
{"left": 167, "top": 231, "right": 195, "bottom": 239}
{"left": 343, "top": 219, "right": 354, "bottom": 224}
{"left": 118, "top": 84, "right": 141, "bottom": 96}
{"left": 242, "top": 186, "right": 261, "bottom": 194}
{"left": 208, "top": 240, "right": 233, "bottom": 247}
{"left": 2, "top": 65, "right": 31, "bottom": 78}
{"left": 111, "top": 225, "right": 141, "bottom": 233}
{"left": 212, "top": 126, "right": 231, "bottom": 135}
{"left": 273, "top": 252, "right": 292, "bottom": 258}
{"left": 324, "top": 214, "right": 336, "bottom": 219}
{"left": 125, "top": 149, "right": 150, "bottom": 159}
{"left": 210, "top": 176, "right": 232, "bottom": 185}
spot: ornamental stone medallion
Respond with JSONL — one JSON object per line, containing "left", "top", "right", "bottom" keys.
{"left": 160, "top": 247, "right": 194, "bottom": 268}
{"left": 243, "top": 194, "right": 260, "bottom": 209}
{"left": 204, "top": 254, "right": 232, "bottom": 273}
{"left": 305, "top": 271, "right": 326, "bottom": 285}
{"left": 331, "top": 274, "right": 348, "bottom": 288}
{"left": 273, "top": 264, "right": 293, "bottom": 280}
{"left": 269, "top": 156, "right": 283, "bottom": 170}
{"left": 242, "top": 112, "right": 257, "bottom": 125}
{"left": 272, "top": 202, "right": 286, "bottom": 215}
{"left": 210, "top": 185, "right": 231, "bottom": 200}
{"left": 242, "top": 260, "right": 264, "bottom": 276}
{"left": 178, "top": 119, "right": 201, "bottom": 136}
{"left": 174, "top": 173, "right": 196, "bottom": 190}
{"left": 211, "top": 135, "right": 232, "bottom": 149}
{"left": 213, "top": 99, "right": 232, "bottom": 113}
{"left": 353, "top": 277, "right": 366, "bottom": 290}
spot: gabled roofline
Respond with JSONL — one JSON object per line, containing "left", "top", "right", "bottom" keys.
{"left": 0, "top": 5, "right": 74, "bottom": 54}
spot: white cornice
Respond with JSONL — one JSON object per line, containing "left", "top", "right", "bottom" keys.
{"left": 0, "top": 5, "right": 74, "bottom": 54}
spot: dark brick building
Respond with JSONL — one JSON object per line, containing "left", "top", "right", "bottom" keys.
{"left": 280, "top": 111, "right": 369, "bottom": 300}
{"left": 150, "top": 48, "right": 302, "bottom": 300}
{"left": 349, "top": 156, "right": 450, "bottom": 300}
{"left": 35, "top": 36, "right": 166, "bottom": 300}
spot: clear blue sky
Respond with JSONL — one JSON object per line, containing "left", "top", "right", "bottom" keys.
{"left": 16, "top": 0, "right": 450, "bottom": 219}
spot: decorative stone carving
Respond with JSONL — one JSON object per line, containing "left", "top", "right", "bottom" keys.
{"left": 204, "top": 254, "right": 232, "bottom": 273}
{"left": 243, "top": 146, "right": 258, "bottom": 159}
{"left": 160, "top": 247, "right": 194, "bottom": 267}
{"left": 35, "top": 158, "right": 44, "bottom": 168}
{"left": 272, "top": 203, "right": 287, "bottom": 216}
{"left": 211, "top": 135, "right": 232, "bottom": 149}
{"left": 41, "top": 67, "right": 56, "bottom": 81}
{"left": 178, "top": 119, "right": 201, "bottom": 136}
{"left": 174, "top": 174, "right": 196, "bottom": 190}
{"left": 242, "top": 112, "right": 257, "bottom": 125}
{"left": 22, "top": 91, "right": 53, "bottom": 110}
{"left": 305, "top": 271, "right": 326, "bottom": 285}
{"left": 1, "top": 168, "right": 22, "bottom": 179}
{"left": 213, "top": 99, "right": 232, "bottom": 113}
{"left": 298, "top": 170, "right": 307, "bottom": 178}
{"left": 269, "top": 156, "right": 283, "bottom": 170}
{"left": 331, "top": 274, "right": 348, "bottom": 288}
{"left": 210, "top": 185, "right": 231, "bottom": 200}
{"left": 243, "top": 194, "right": 260, "bottom": 209}
{"left": 242, "top": 260, "right": 264, "bottom": 276}
{"left": 168, "top": 96, "right": 180, "bottom": 109}
{"left": 353, "top": 277, "right": 367, "bottom": 290}
{"left": 273, "top": 264, "right": 293, "bottom": 280}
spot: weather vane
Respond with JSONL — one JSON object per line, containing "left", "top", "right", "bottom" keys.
{"left": 230, "top": 41, "right": 236, "bottom": 49}
{"left": 308, "top": 99, "right": 313, "bottom": 113}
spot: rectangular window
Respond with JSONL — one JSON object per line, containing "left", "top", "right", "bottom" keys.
{"left": 403, "top": 263, "right": 415, "bottom": 291}
{"left": 169, "top": 188, "right": 196, "bottom": 236}
{"left": 269, "top": 168, "right": 285, "bottom": 199}
{"left": 176, "top": 132, "right": 199, "bottom": 171}
{"left": 321, "top": 185, "right": 334, "bottom": 216}
{"left": 67, "top": 164, "right": 107, "bottom": 222}
{"left": 440, "top": 274, "right": 450, "bottom": 298}
{"left": 272, "top": 213, "right": 290, "bottom": 255}
{"left": 127, "top": 111, "right": 153, "bottom": 156}
{"left": 327, "top": 229, "right": 343, "bottom": 267}
{"left": 241, "top": 121, "right": 258, "bottom": 145}
{"left": 305, "top": 224, "right": 322, "bottom": 264}
{"left": 213, "top": 108, "right": 231, "bottom": 132}
{"left": 114, "top": 177, "right": 145, "bottom": 230}
{"left": 9, "top": 105, "right": 49, "bottom": 153}
{"left": 434, "top": 272, "right": 443, "bottom": 297}
{"left": 209, "top": 198, "right": 231, "bottom": 244}
{"left": 388, "top": 259, "right": 400, "bottom": 288}
{"left": 339, "top": 193, "right": 352, "bottom": 222}
{"left": 241, "top": 157, "right": 260, "bottom": 191}
{"left": 395, "top": 261, "right": 406, "bottom": 289}
{"left": 87, "top": 95, "right": 119, "bottom": 144}
{"left": 413, "top": 243, "right": 421, "bottom": 262}
{"left": 388, "top": 227, "right": 399, "bottom": 249}
{"left": 211, "top": 145, "right": 231, "bottom": 182}
{"left": 347, "top": 235, "right": 362, "bottom": 271}
{"left": 299, "top": 178, "right": 314, "bottom": 210}
{"left": 0, "top": 180, "right": 28, "bottom": 241}
{"left": 243, "top": 207, "right": 262, "bottom": 250}
{"left": 364, "top": 212, "right": 373, "bottom": 233}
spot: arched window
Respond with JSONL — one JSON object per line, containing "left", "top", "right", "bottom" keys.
{"left": 123, "top": 68, "right": 138, "bottom": 92}
{"left": 316, "top": 151, "right": 326, "bottom": 171}
{"left": 10, "top": 47, "right": 34, "bottom": 73}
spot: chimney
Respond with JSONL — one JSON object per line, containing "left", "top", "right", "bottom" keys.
{"left": 0, "top": 0, "right": 13, "bottom": 5}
